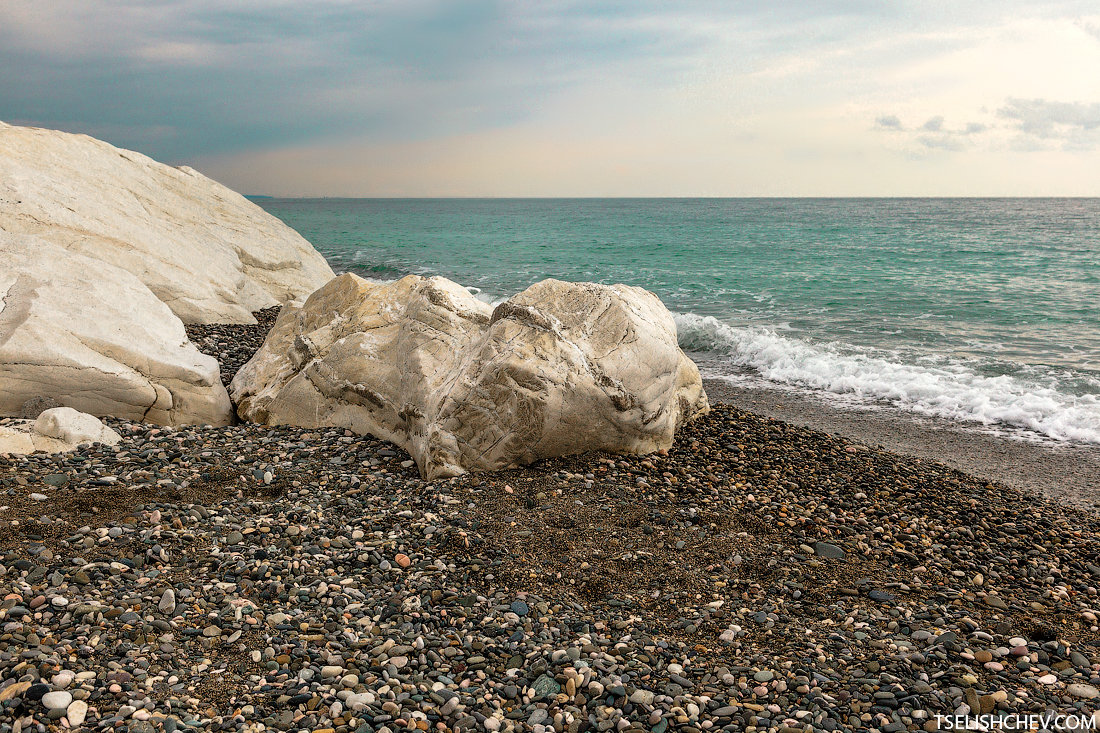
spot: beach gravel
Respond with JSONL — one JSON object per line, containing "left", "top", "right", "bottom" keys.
{"left": 0, "top": 313, "right": 1096, "bottom": 732}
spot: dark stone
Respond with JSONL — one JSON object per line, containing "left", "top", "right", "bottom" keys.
{"left": 812, "top": 542, "right": 845, "bottom": 559}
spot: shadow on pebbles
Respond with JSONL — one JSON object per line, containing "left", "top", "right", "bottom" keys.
{"left": 0, "top": 316, "right": 1097, "bottom": 732}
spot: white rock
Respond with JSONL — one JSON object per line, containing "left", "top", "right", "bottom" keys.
{"left": 159, "top": 588, "right": 177, "bottom": 614}
{"left": 234, "top": 273, "right": 708, "bottom": 478}
{"left": 41, "top": 690, "right": 73, "bottom": 710}
{"left": 34, "top": 407, "right": 121, "bottom": 448}
{"left": 346, "top": 692, "right": 375, "bottom": 709}
{"left": 0, "top": 121, "right": 333, "bottom": 324}
{"left": 67, "top": 699, "right": 88, "bottom": 726}
{"left": 0, "top": 234, "right": 233, "bottom": 425}
{"left": 0, "top": 426, "right": 62, "bottom": 455}
{"left": 51, "top": 671, "right": 74, "bottom": 689}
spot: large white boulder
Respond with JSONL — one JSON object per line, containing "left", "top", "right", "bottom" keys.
{"left": 0, "top": 233, "right": 234, "bottom": 425}
{"left": 232, "top": 273, "right": 708, "bottom": 478}
{"left": 0, "top": 121, "right": 334, "bottom": 324}
{"left": 0, "top": 407, "right": 121, "bottom": 455}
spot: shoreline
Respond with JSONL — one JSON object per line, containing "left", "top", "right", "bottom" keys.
{"left": 703, "top": 378, "right": 1100, "bottom": 511}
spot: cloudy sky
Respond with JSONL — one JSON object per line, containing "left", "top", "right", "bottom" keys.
{"left": 2, "top": 1, "right": 1099, "bottom": 196}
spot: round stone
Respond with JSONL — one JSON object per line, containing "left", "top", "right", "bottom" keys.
{"left": 42, "top": 690, "right": 73, "bottom": 710}
{"left": 67, "top": 700, "right": 89, "bottom": 726}
{"left": 1067, "top": 683, "right": 1099, "bottom": 700}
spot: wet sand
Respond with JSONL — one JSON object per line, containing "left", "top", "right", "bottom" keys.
{"left": 704, "top": 378, "right": 1100, "bottom": 511}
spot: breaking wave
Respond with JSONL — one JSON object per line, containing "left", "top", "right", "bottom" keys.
{"left": 675, "top": 312, "right": 1100, "bottom": 444}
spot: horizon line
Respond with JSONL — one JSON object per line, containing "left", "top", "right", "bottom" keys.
{"left": 244, "top": 194, "right": 1100, "bottom": 200}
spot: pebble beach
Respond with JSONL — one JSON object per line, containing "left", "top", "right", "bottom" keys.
{"left": 0, "top": 314, "right": 1097, "bottom": 733}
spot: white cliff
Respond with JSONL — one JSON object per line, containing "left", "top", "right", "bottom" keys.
{"left": 0, "top": 121, "right": 333, "bottom": 324}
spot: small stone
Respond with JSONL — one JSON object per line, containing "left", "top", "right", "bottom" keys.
{"left": 1067, "top": 683, "right": 1099, "bottom": 700}
{"left": 67, "top": 699, "right": 89, "bottom": 726}
{"left": 812, "top": 542, "right": 845, "bottom": 559}
{"left": 532, "top": 674, "right": 560, "bottom": 698}
{"left": 159, "top": 588, "right": 176, "bottom": 614}
{"left": 0, "top": 681, "right": 31, "bottom": 701}
{"left": 510, "top": 600, "right": 529, "bottom": 616}
{"left": 42, "top": 690, "right": 73, "bottom": 710}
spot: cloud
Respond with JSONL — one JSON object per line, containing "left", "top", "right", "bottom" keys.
{"left": 874, "top": 112, "right": 990, "bottom": 152}
{"left": 3, "top": 1, "right": 1100, "bottom": 193}
{"left": 917, "top": 134, "right": 964, "bottom": 151}
{"left": 0, "top": 0, "right": 729, "bottom": 160}
{"left": 997, "top": 98, "right": 1100, "bottom": 139}
{"left": 920, "top": 116, "right": 944, "bottom": 132}
{"left": 875, "top": 95, "right": 1100, "bottom": 155}
{"left": 1076, "top": 18, "right": 1100, "bottom": 42}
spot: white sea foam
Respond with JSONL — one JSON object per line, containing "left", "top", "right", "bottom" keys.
{"left": 674, "top": 312, "right": 1100, "bottom": 444}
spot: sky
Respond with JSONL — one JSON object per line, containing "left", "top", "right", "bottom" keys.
{"left": 2, "top": 0, "right": 1100, "bottom": 196}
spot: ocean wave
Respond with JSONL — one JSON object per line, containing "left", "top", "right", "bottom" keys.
{"left": 674, "top": 312, "right": 1100, "bottom": 444}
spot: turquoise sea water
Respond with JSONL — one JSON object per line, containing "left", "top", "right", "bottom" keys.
{"left": 256, "top": 198, "right": 1100, "bottom": 444}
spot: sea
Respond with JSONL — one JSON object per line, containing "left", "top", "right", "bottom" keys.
{"left": 254, "top": 198, "right": 1100, "bottom": 446}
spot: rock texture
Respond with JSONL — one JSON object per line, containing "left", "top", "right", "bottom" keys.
{"left": 0, "top": 233, "right": 234, "bottom": 425}
{"left": 0, "top": 121, "right": 334, "bottom": 324}
{"left": 0, "top": 407, "right": 120, "bottom": 455}
{"left": 232, "top": 273, "right": 708, "bottom": 477}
